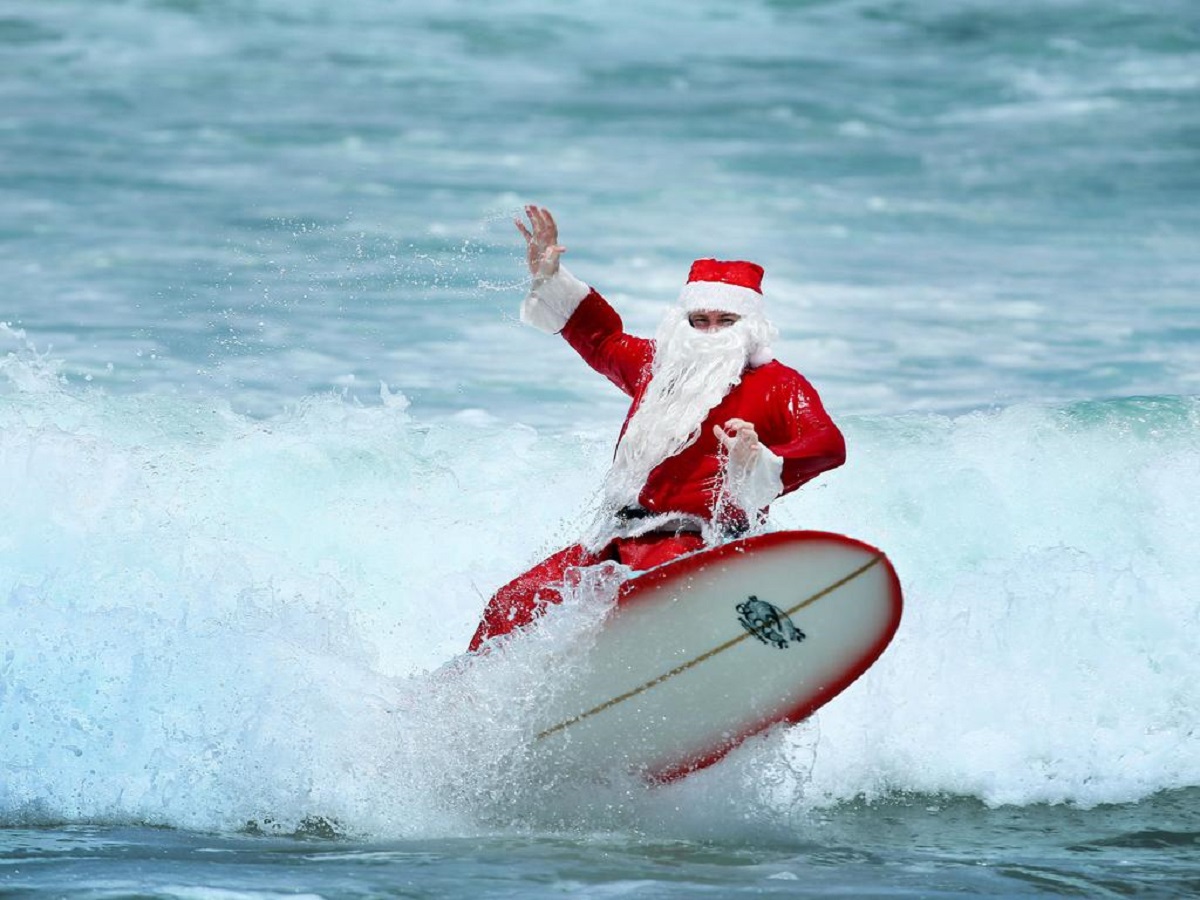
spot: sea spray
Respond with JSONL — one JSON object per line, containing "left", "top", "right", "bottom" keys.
{"left": 2, "top": 351, "right": 1197, "bottom": 836}
{"left": 0, "top": 349, "right": 604, "bottom": 835}
{"left": 779, "top": 398, "right": 1200, "bottom": 810}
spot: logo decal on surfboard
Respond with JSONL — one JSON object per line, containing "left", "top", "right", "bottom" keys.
{"left": 736, "top": 595, "right": 806, "bottom": 649}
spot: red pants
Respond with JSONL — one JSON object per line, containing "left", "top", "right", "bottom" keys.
{"left": 467, "top": 532, "right": 705, "bottom": 652}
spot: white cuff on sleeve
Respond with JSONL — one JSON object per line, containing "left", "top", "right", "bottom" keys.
{"left": 520, "top": 265, "right": 591, "bottom": 334}
{"left": 730, "top": 445, "right": 785, "bottom": 515}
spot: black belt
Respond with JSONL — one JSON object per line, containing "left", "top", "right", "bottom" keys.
{"left": 616, "top": 505, "right": 747, "bottom": 538}
{"left": 614, "top": 506, "right": 705, "bottom": 535}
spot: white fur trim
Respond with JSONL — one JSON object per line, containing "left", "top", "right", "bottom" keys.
{"left": 678, "top": 281, "right": 765, "bottom": 317}
{"left": 520, "top": 265, "right": 590, "bottom": 334}
{"left": 729, "top": 444, "right": 784, "bottom": 514}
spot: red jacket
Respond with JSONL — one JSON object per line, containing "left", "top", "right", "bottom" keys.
{"left": 561, "top": 289, "right": 846, "bottom": 529}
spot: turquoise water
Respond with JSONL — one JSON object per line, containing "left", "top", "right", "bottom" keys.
{"left": 3, "top": 0, "right": 1199, "bottom": 896}
{"left": 3, "top": 791, "right": 1198, "bottom": 897}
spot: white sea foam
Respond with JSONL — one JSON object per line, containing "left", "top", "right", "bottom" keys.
{"left": 1, "top": 351, "right": 1197, "bottom": 837}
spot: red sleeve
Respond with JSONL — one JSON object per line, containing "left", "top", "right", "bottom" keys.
{"left": 767, "top": 369, "right": 847, "bottom": 495}
{"left": 560, "top": 290, "right": 654, "bottom": 397}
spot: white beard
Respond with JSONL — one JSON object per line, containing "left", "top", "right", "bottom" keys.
{"left": 600, "top": 307, "right": 774, "bottom": 511}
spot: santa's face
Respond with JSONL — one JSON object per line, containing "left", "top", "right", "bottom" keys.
{"left": 687, "top": 310, "right": 742, "bottom": 332}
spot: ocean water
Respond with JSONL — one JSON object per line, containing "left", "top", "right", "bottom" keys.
{"left": 2, "top": 0, "right": 1198, "bottom": 896}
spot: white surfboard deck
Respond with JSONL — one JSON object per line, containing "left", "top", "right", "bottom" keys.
{"left": 530, "top": 530, "right": 903, "bottom": 782}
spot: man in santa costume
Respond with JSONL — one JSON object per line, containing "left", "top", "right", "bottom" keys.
{"left": 467, "top": 205, "right": 845, "bottom": 652}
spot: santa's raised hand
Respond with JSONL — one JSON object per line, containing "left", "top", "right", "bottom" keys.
{"left": 515, "top": 204, "right": 566, "bottom": 279}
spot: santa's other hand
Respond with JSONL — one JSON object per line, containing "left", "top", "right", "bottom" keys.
{"left": 714, "top": 421, "right": 760, "bottom": 467}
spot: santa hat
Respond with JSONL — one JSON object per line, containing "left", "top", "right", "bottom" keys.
{"left": 678, "top": 259, "right": 766, "bottom": 318}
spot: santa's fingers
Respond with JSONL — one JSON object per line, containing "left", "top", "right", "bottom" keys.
{"left": 713, "top": 423, "right": 753, "bottom": 447}
{"left": 720, "top": 422, "right": 758, "bottom": 439}
{"left": 519, "top": 206, "right": 540, "bottom": 240}
{"left": 527, "top": 205, "right": 556, "bottom": 239}
{"left": 719, "top": 420, "right": 759, "bottom": 443}
{"left": 713, "top": 424, "right": 736, "bottom": 448}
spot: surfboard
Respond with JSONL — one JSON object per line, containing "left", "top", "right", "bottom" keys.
{"left": 530, "top": 530, "right": 903, "bottom": 783}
